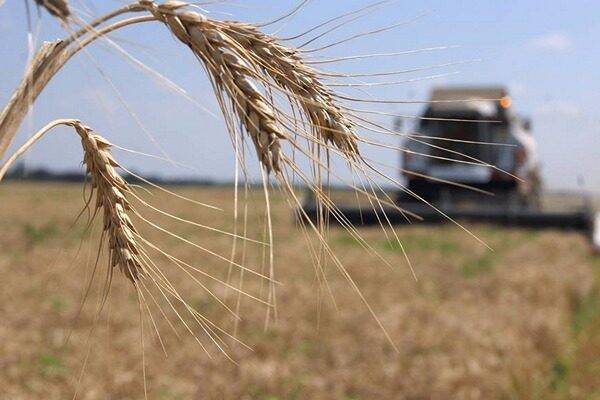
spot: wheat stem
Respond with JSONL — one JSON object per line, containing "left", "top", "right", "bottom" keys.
{"left": 0, "top": 13, "right": 156, "bottom": 160}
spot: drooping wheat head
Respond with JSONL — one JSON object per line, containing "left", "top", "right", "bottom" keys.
{"left": 0, "top": 119, "right": 145, "bottom": 282}
{"left": 141, "top": 0, "right": 359, "bottom": 173}
{"left": 222, "top": 22, "right": 359, "bottom": 157}
{"left": 142, "top": 2, "right": 285, "bottom": 172}
{"left": 73, "top": 122, "right": 146, "bottom": 283}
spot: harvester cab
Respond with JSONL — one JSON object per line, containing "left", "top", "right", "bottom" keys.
{"left": 399, "top": 86, "right": 541, "bottom": 208}
{"left": 301, "top": 86, "right": 599, "bottom": 253}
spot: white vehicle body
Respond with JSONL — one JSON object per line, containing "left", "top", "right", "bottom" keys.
{"left": 401, "top": 86, "right": 540, "bottom": 202}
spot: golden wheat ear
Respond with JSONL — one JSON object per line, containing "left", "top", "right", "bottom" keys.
{"left": 0, "top": 119, "right": 276, "bottom": 356}
{"left": 139, "top": 1, "right": 360, "bottom": 168}
{"left": 0, "top": 120, "right": 144, "bottom": 282}
{"left": 74, "top": 124, "right": 147, "bottom": 282}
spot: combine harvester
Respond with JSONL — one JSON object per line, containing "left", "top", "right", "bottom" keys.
{"left": 302, "top": 86, "right": 600, "bottom": 252}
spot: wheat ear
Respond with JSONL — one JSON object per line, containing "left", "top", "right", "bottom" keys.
{"left": 75, "top": 123, "right": 146, "bottom": 282}
{"left": 141, "top": 2, "right": 284, "bottom": 172}
{"left": 142, "top": 1, "right": 360, "bottom": 171}
{"left": 1, "top": 1, "right": 359, "bottom": 170}
{"left": 222, "top": 22, "right": 359, "bottom": 157}
{"left": 0, "top": 119, "right": 145, "bottom": 282}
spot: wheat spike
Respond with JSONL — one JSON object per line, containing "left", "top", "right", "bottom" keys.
{"left": 223, "top": 22, "right": 359, "bottom": 157}
{"left": 74, "top": 122, "right": 146, "bottom": 282}
{"left": 0, "top": 119, "right": 145, "bottom": 281}
{"left": 2, "top": 1, "right": 361, "bottom": 172}
{"left": 141, "top": 0, "right": 360, "bottom": 172}
{"left": 141, "top": 1, "right": 284, "bottom": 172}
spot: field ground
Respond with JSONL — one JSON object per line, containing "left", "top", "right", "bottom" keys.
{"left": 0, "top": 183, "right": 599, "bottom": 399}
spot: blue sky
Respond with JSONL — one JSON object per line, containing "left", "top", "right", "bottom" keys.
{"left": 1, "top": 0, "right": 599, "bottom": 192}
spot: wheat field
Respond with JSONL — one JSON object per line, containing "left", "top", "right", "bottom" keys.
{"left": 1, "top": 182, "right": 598, "bottom": 399}
{"left": 1, "top": 1, "right": 599, "bottom": 399}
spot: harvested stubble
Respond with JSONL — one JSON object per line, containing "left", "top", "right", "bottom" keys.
{"left": 1, "top": 187, "right": 596, "bottom": 399}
